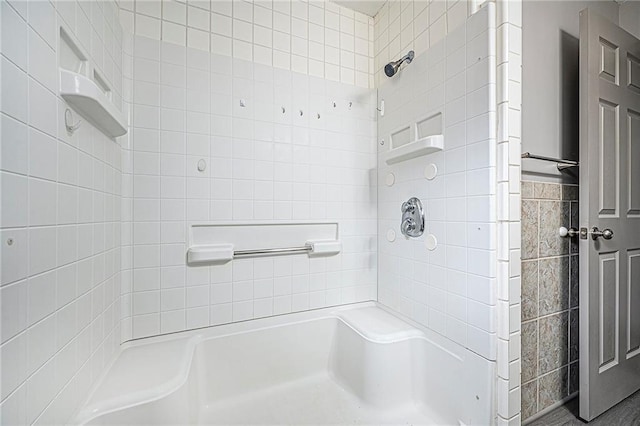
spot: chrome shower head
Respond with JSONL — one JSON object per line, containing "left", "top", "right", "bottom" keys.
{"left": 384, "top": 50, "right": 415, "bottom": 77}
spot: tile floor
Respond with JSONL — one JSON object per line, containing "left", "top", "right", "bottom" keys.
{"left": 528, "top": 391, "right": 640, "bottom": 426}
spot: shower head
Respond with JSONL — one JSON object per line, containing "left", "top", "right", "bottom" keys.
{"left": 384, "top": 50, "right": 415, "bottom": 77}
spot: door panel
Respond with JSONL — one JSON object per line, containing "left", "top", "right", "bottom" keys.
{"left": 629, "top": 111, "right": 640, "bottom": 216}
{"left": 598, "top": 100, "right": 619, "bottom": 216}
{"left": 600, "top": 39, "right": 619, "bottom": 83}
{"left": 627, "top": 54, "right": 640, "bottom": 93}
{"left": 627, "top": 249, "right": 640, "bottom": 356}
{"left": 580, "top": 8, "right": 640, "bottom": 421}
{"left": 599, "top": 251, "right": 618, "bottom": 371}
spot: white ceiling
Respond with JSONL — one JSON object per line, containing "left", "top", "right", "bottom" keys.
{"left": 332, "top": 0, "right": 386, "bottom": 17}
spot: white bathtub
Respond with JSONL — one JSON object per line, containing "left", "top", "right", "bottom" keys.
{"left": 74, "top": 303, "right": 494, "bottom": 425}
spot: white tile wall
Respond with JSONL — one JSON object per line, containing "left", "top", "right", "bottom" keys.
{"left": 376, "top": 4, "right": 497, "bottom": 360}
{"left": 0, "top": 0, "right": 124, "bottom": 424}
{"left": 119, "top": 0, "right": 376, "bottom": 88}
{"left": 494, "top": 0, "right": 522, "bottom": 423}
{"left": 373, "top": 0, "right": 490, "bottom": 87}
{"left": 121, "top": 35, "right": 378, "bottom": 340}
{"left": 0, "top": 0, "right": 519, "bottom": 422}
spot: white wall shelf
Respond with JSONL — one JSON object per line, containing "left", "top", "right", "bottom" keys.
{"left": 59, "top": 69, "right": 127, "bottom": 138}
{"left": 382, "top": 135, "right": 444, "bottom": 165}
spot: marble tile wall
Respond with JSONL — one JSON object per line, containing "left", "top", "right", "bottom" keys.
{"left": 520, "top": 181, "right": 579, "bottom": 421}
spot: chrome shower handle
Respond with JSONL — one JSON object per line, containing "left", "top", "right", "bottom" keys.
{"left": 402, "top": 218, "right": 416, "bottom": 235}
{"left": 400, "top": 197, "right": 424, "bottom": 238}
{"left": 401, "top": 201, "right": 415, "bottom": 213}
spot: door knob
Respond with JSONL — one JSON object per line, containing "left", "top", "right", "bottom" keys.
{"left": 590, "top": 227, "right": 614, "bottom": 240}
{"left": 559, "top": 226, "right": 579, "bottom": 238}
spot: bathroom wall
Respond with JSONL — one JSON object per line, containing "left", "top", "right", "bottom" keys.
{"left": 520, "top": 1, "right": 640, "bottom": 421}
{"left": 520, "top": 181, "right": 579, "bottom": 421}
{"left": 119, "top": 0, "right": 375, "bottom": 88}
{"left": 120, "top": 21, "right": 378, "bottom": 339}
{"left": 494, "top": 1, "right": 523, "bottom": 422}
{"left": 521, "top": 0, "right": 637, "bottom": 183}
{"left": 372, "top": 0, "right": 470, "bottom": 87}
{"left": 377, "top": 4, "right": 496, "bottom": 358}
{"left": 374, "top": 1, "right": 524, "bottom": 422}
{"left": 0, "top": 0, "right": 124, "bottom": 423}
{"left": 0, "top": 0, "right": 531, "bottom": 423}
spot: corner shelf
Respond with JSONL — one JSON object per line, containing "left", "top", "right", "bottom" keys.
{"left": 59, "top": 69, "right": 127, "bottom": 138}
{"left": 382, "top": 134, "right": 444, "bottom": 165}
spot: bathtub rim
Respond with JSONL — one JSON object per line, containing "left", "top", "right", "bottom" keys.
{"left": 74, "top": 301, "right": 471, "bottom": 425}
{"left": 116, "top": 302, "right": 464, "bottom": 352}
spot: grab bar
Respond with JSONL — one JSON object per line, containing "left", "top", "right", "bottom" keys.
{"left": 234, "top": 246, "right": 311, "bottom": 258}
{"left": 521, "top": 152, "right": 579, "bottom": 171}
{"left": 187, "top": 240, "right": 342, "bottom": 264}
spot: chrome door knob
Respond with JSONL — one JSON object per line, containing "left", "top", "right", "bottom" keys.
{"left": 591, "top": 227, "right": 614, "bottom": 240}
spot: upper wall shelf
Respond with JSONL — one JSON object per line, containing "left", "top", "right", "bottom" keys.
{"left": 59, "top": 69, "right": 127, "bottom": 137}
{"left": 382, "top": 135, "right": 444, "bottom": 165}
{"left": 58, "top": 26, "right": 126, "bottom": 138}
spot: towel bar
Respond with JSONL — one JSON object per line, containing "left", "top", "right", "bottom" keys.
{"left": 521, "top": 152, "right": 579, "bottom": 171}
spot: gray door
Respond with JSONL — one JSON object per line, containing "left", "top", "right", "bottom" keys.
{"left": 579, "top": 8, "right": 640, "bottom": 421}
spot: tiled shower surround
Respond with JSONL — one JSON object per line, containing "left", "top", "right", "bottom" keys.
{"left": 0, "top": 0, "right": 124, "bottom": 424}
{"left": 0, "top": 0, "right": 527, "bottom": 423}
{"left": 120, "top": 0, "right": 377, "bottom": 88}
{"left": 520, "top": 180, "right": 579, "bottom": 421}
{"left": 118, "top": 0, "right": 494, "bottom": 339}
{"left": 377, "top": 5, "right": 498, "bottom": 360}
{"left": 122, "top": 35, "right": 378, "bottom": 340}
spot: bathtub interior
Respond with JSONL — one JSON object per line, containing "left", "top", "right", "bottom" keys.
{"left": 76, "top": 304, "right": 493, "bottom": 425}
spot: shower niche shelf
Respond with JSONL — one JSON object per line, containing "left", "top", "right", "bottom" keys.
{"left": 59, "top": 69, "right": 127, "bottom": 137}
{"left": 382, "top": 135, "right": 444, "bottom": 165}
{"left": 58, "top": 26, "right": 127, "bottom": 138}
{"left": 382, "top": 113, "right": 443, "bottom": 165}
